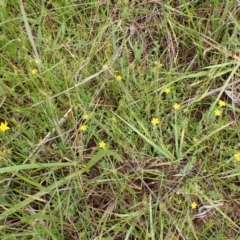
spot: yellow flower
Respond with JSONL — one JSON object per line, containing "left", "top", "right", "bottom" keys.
{"left": 79, "top": 125, "right": 87, "bottom": 132}
{"left": 35, "top": 59, "right": 40, "bottom": 64}
{"left": 116, "top": 75, "right": 122, "bottom": 81}
{"left": 173, "top": 103, "right": 180, "bottom": 110}
{"left": 82, "top": 114, "right": 89, "bottom": 120}
{"left": 0, "top": 122, "right": 10, "bottom": 132}
{"left": 79, "top": 232, "right": 86, "bottom": 238}
{"left": 102, "top": 64, "right": 108, "bottom": 70}
{"left": 152, "top": 66, "right": 158, "bottom": 73}
{"left": 31, "top": 68, "right": 38, "bottom": 75}
{"left": 219, "top": 100, "right": 226, "bottom": 107}
{"left": 234, "top": 152, "right": 240, "bottom": 161}
{"left": 214, "top": 109, "right": 221, "bottom": 116}
{"left": 111, "top": 117, "right": 117, "bottom": 122}
{"left": 151, "top": 118, "right": 160, "bottom": 126}
{"left": 99, "top": 141, "right": 106, "bottom": 149}
{"left": 28, "top": 220, "right": 36, "bottom": 226}
{"left": 154, "top": 61, "right": 163, "bottom": 66}
{"left": 191, "top": 202, "right": 198, "bottom": 209}
{"left": 164, "top": 87, "right": 171, "bottom": 94}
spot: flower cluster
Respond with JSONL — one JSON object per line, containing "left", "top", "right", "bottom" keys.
{"left": 214, "top": 100, "right": 226, "bottom": 117}
{"left": 79, "top": 114, "right": 89, "bottom": 132}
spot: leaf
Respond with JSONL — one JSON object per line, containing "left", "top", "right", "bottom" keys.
{"left": 0, "top": 196, "right": 10, "bottom": 206}
{"left": 0, "top": 162, "right": 75, "bottom": 174}
{"left": 86, "top": 149, "right": 122, "bottom": 171}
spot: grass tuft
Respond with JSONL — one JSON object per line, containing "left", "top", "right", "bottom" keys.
{"left": 0, "top": 0, "right": 240, "bottom": 239}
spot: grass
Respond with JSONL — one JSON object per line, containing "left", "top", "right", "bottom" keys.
{"left": 0, "top": 0, "right": 240, "bottom": 239}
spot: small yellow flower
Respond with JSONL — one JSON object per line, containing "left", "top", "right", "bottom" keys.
{"left": 146, "top": 233, "right": 152, "bottom": 238}
{"left": 116, "top": 75, "right": 122, "bottom": 81}
{"left": 193, "top": 137, "right": 198, "bottom": 142}
{"left": 164, "top": 87, "right": 171, "bottom": 94}
{"left": 219, "top": 100, "right": 226, "bottom": 107}
{"left": 234, "top": 152, "right": 240, "bottom": 161}
{"left": 79, "top": 232, "right": 86, "bottom": 238}
{"left": 102, "top": 64, "right": 108, "bottom": 70}
{"left": 28, "top": 220, "right": 36, "bottom": 226}
{"left": 79, "top": 125, "right": 87, "bottom": 131}
{"left": 111, "top": 117, "right": 117, "bottom": 122}
{"left": 31, "top": 68, "right": 38, "bottom": 75}
{"left": 151, "top": 118, "right": 160, "bottom": 126}
{"left": 214, "top": 109, "right": 221, "bottom": 116}
{"left": 99, "top": 141, "right": 106, "bottom": 149}
{"left": 159, "top": 203, "right": 166, "bottom": 210}
{"left": 173, "top": 103, "right": 180, "bottom": 110}
{"left": 152, "top": 66, "right": 158, "bottom": 73}
{"left": 35, "top": 59, "right": 40, "bottom": 64}
{"left": 82, "top": 114, "right": 89, "bottom": 120}
{"left": 0, "top": 122, "right": 10, "bottom": 132}
{"left": 191, "top": 202, "right": 198, "bottom": 209}
{"left": 153, "top": 61, "right": 163, "bottom": 68}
